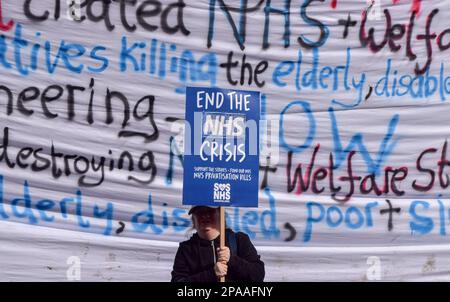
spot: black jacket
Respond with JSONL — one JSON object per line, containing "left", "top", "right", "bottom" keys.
{"left": 171, "top": 229, "right": 265, "bottom": 282}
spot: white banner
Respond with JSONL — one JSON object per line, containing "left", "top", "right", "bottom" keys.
{"left": 1, "top": 0, "right": 450, "bottom": 281}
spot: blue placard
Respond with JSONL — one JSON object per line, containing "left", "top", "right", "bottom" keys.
{"left": 183, "top": 87, "right": 260, "bottom": 208}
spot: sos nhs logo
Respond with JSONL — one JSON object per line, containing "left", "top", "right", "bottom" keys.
{"left": 213, "top": 183, "right": 231, "bottom": 203}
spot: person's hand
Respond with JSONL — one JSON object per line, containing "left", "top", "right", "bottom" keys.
{"left": 214, "top": 262, "right": 228, "bottom": 278}
{"left": 217, "top": 247, "right": 230, "bottom": 263}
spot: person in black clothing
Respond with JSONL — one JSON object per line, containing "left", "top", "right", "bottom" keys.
{"left": 171, "top": 205, "right": 265, "bottom": 282}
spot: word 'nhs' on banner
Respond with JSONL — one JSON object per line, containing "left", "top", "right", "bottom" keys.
{"left": 197, "top": 91, "right": 248, "bottom": 139}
